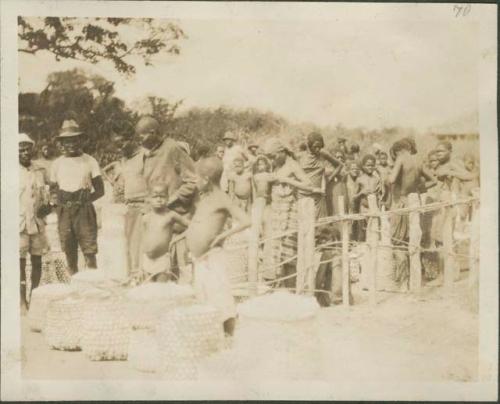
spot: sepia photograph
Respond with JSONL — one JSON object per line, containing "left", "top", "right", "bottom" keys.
{"left": 1, "top": 1, "right": 497, "bottom": 401}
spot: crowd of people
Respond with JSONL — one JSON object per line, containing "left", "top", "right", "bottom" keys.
{"left": 19, "top": 116, "right": 480, "bottom": 330}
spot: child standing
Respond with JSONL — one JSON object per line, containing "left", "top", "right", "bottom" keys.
{"left": 352, "top": 154, "right": 382, "bottom": 242}
{"left": 376, "top": 151, "right": 392, "bottom": 208}
{"left": 141, "top": 183, "right": 190, "bottom": 282}
{"left": 186, "top": 157, "right": 251, "bottom": 336}
{"left": 227, "top": 156, "right": 253, "bottom": 213}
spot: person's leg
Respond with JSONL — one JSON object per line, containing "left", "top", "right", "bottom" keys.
{"left": 223, "top": 317, "right": 236, "bottom": 336}
{"left": 58, "top": 206, "right": 79, "bottom": 274}
{"left": 76, "top": 203, "right": 98, "bottom": 269}
{"left": 20, "top": 258, "right": 28, "bottom": 313}
{"left": 283, "top": 263, "right": 297, "bottom": 289}
{"left": 30, "top": 255, "right": 42, "bottom": 290}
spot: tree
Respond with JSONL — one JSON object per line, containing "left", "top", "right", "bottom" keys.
{"left": 19, "top": 68, "right": 137, "bottom": 166}
{"left": 18, "top": 17, "right": 186, "bottom": 75}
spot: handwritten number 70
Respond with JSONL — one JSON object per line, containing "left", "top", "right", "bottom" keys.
{"left": 454, "top": 4, "right": 471, "bottom": 17}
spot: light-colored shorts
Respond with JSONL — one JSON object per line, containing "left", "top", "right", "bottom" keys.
{"left": 20, "top": 230, "right": 48, "bottom": 258}
{"left": 194, "top": 247, "right": 236, "bottom": 322}
{"left": 142, "top": 252, "right": 171, "bottom": 277}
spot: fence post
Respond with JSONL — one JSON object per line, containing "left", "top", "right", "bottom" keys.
{"left": 338, "top": 196, "right": 350, "bottom": 307}
{"left": 408, "top": 193, "right": 422, "bottom": 292}
{"left": 297, "top": 197, "right": 315, "bottom": 294}
{"left": 377, "top": 206, "right": 392, "bottom": 291}
{"left": 442, "top": 199, "right": 455, "bottom": 291}
{"left": 367, "top": 194, "right": 379, "bottom": 305}
{"left": 248, "top": 197, "right": 265, "bottom": 296}
{"left": 468, "top": 197, "right": 480, "bottom": 286}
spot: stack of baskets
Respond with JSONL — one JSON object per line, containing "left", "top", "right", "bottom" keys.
{"left": 28, "top": 283, "right": 75, "bottom": 332}
{"left": 126, "top": 283, "right": 195, "bottom": 373}
{"left": 157, "top": 304, "right": 225, "bottom": 379}
{"left": 223, "top": 230, "right": 249, "bottom": 286}
{"left": 45, "top": 296, "right": 84, "bottom": 351}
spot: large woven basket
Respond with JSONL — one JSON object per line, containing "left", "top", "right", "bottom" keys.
{"left": 128, "top": 328, "right": 161, "bottom": 373}
{"left": 223, "top": 230, "right": 249, "bottom": 285}
{"left": 157, "top": 304, "right": 225, "bottom": 379}
{"left": 71, "top": 269, "right": 115, "bottom": 289}
{"left": 45, "top": 296, "right": 84, "bottom": 351}
{"left": 81, "top": 296, "right": 130, "bottom": 361}
{"left": 41, "top": 251, "right": 71, "bottom": 286}
{"left": 126, "top": 283, "right": 195, "bottom": 330}
{"left": 28, "top": 283, "right": 75, "bottom": 332}
{"left": 225, "top": 291, "right": 322, "bottom": 381}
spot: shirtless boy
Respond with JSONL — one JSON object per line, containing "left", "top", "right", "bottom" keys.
{"left": 227, "top": 157, "right": 253, "bottom": 212}
{"left": 186, "top": 157, "right": 251, "bottom": 336}
{"left": 142, "top": 183, "right": 190, "bottom": 281}
{"left": 252, "top": 155, "right": 274, "bottom": 202}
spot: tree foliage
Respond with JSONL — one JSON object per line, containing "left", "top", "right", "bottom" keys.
{"left": 18, "top": 17, "right": 186, "bottom": 75}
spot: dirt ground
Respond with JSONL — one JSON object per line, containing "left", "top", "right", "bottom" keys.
{"left": 21, "top": 276, "right": 478, "bottom": 382}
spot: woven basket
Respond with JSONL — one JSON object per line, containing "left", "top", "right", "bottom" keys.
{"left": 45, "top": 296, "right": 84, "bottom": 351}
{"left": 28, "top": 283, "right": 75, "bottom": 332}
{"left": 126, "top": 283, "right": 195, "bottom": 330}
{"left": 223, "top": 231, "right": 249, "bottom": 285}
{"left": 232, "top": 291, "right": 323, "bottom": 380}
{"left": 128, "top": 328, "right": 161, "bottom": 373}
{"left": 157, "top": 304, "right": 225, "bottom": 379}
{"left": 41, "top": 251, "right": 71, "bottom": 286}
{"left": 81, "top": 296, "right": 130, "bottom": 361}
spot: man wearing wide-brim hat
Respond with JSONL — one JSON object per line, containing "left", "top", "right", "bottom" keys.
{"left": 49, "top": 120, "right": 104, "bottom": 274}
{"left": 19, "top": 133, "right": 50, "bottom": 314}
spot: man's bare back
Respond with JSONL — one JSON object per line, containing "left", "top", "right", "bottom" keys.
{"left": 186, "top": 189, "right": 231, "bottom": 258}
{"left": 142, "top": 210, "right": 188, "bottom": 259}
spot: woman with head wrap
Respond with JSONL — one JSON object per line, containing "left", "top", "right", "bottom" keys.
{"left": 261, "top": 137, "right": 320, "bottom": 288}
{"left": 298, "top": 131, "right": 343, "bottom": 218}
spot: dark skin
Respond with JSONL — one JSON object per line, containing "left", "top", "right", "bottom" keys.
{"left": 19, "top": 142, "right": 43, "bottom": 313}
{"left": 50, "top": 136, "right": 104, "bottom": 272}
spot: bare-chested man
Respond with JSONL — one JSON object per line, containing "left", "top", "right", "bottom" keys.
{"left": 142, "top": 184, "right": 190, "bottom": 281}
{"left": 186, "top": 157, "right": 251, "bottom": 336}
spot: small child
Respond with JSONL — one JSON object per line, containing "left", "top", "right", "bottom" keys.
{"left": 186, "top": 157, "right": 251, "bottom": 336}
{"left": 352, "top": 154, "right": 382, "bottom": 242}
{"left": 142, "top": 183, "right": 190, "bottom": 282}
{"left": 376, "top": 151, "right": 391, "bottom": 208}
{"left": 227, "top": 157, "right": 253, "bottom": 213}
{"left": 252, "top": 155, "right": 274, "bottom": 202}
{"left": 461, "top": 152, "right": 480, "bottom": 197}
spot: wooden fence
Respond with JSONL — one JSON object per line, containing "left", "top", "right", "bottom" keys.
{"left": 246, "top": 192, "right": 480, "bottom": 306}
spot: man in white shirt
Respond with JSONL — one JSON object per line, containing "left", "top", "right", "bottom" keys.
{"left": 50, "top": 120, "right": 104, "bottom": 274}
{"left": 19, "top": 133, "right": 50, "bottom": 313}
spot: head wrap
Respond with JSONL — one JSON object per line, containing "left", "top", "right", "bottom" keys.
{"left": 262, "top": 137, "right": 286, "bottom": 155}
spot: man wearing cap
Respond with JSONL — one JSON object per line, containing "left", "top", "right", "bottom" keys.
{"left": 220, "top": 131, "right": 247, "bottom": 192}
{"left": 246, "top": 141, "right": 259, "bottom": 170}
{"left": 19, "top": 133, "right": 51, "bottom": 313}
{"left": 122, "top": 116, "right": 197, "bottom": 280}
{"left": 49, "top": 120, "right": 104, "bottom": 274}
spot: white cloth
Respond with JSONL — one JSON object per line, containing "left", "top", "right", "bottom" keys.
{"left": 19, "top": 163, "right": 48, "bottom": 235}
{"left": 50, "top": 153, "right": 101, "bottom": 192}
{"left": 143, "top": 252, "right": 171, "bottom": 276}
{"left": 194, "top": 248, "right": 236, "bottom": 322}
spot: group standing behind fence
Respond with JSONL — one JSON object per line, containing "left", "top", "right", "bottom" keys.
{"left": 19, "top": 116, "right": 480, "bottom": 320}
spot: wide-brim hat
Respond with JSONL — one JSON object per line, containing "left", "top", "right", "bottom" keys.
{"left": 19, "top": 132, "right": 35, "bottom": 145}
{"left": 58, "top": 119, "right": 83, "bottom": 138}
{"left": 223, "top": 131, "right": 237, "bottom": 141}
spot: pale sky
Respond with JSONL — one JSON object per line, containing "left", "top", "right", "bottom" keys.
{"left": 19, "top": 18, "right": 479, "bottom": 133}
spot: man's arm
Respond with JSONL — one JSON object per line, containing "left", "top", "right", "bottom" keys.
{"left": 210, "top": 195, "right": 251, "bottom": 247}
{"left": 170, "top": 211, "right": 191, "bottom": 229}
{"left": 387, "top": 156, "right": 403, "bottom": 184}
{"left": 166, "top": 145, "right": 198, "bottom": 210}
{"left": 90, "top": 176, "right": 105, "bottom": 202}
{"left": 319, "top": 150, "right": 342, "bottom": 167}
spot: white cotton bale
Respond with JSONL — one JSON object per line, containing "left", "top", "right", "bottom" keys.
{"left": 126, "top": 282, "right": 195, "bottom": 330}
{"left": 81, "top": 297, "right": 130, "bottom": 361}
{"left": 45, "top": 296, "right": 84, "bottom": 351}
{"left": 232, "top": 291, "right": 323, "bottom": 381}
{"left": 28, "top": 283, "right": 75, "bottom": 332}
{"left": 128, "top": 328, "right": 161, "bottom": 373}
{"left": 70, "top": 269, "right": 115, "bottom": 291}
{"left": 157, "top": 304, "right": 225, "bottom": 380}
